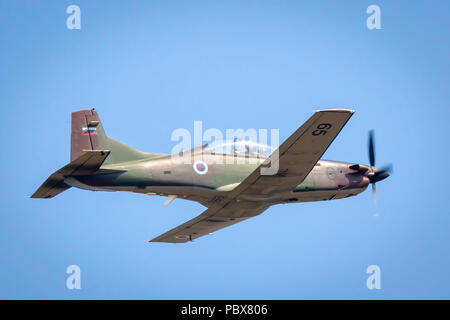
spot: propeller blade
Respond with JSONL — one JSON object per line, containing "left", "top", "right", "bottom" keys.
{"left": 368, "top": 130, "right": 375, "bottom": 167}
{"left": 380, "top": 163, "right": 393, "bottom": 174}
{"left": 372, "top": 183, "right": 378, "bottom": 216}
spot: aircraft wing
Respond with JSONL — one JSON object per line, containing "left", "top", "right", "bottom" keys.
{"left": 150, "top": 202, "right": 269, "bottom": 243}
{"left": 225, "top": 108, "right": 354, "bottom": 198}
{"left": 150, "top": 109, "right": 354, "bottom": 243}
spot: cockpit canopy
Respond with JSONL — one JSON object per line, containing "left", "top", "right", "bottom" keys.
{"left": 203, "top": 139, "right": 275, "bottom": 158}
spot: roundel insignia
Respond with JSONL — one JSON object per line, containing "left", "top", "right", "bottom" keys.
{"left": 193, "top": 160, "right": 208, "bottom": 175}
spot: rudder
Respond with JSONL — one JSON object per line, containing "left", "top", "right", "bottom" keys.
{"left": 71, "top": 109, "right": 101, "bottom": 161}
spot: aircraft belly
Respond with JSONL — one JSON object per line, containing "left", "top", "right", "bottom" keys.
{"left": 291, "top": 187, "right": 368, "bottom": 203}
{"left": 64, "top": 177, "right": 114, "bottom": 192}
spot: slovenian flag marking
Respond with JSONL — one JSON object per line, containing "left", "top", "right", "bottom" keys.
{"left": 82, "top": 126, "right": 98, "bottom": 135}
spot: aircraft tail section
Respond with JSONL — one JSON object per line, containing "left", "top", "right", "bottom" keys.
{"left": 31, "top": 109, "right": 164, "bottom": 199}
{"left": 31, "top": 150, "right": 111, "bottom": 198}
{"left": 71, "top": 109, "right": 149, "bottom": 165}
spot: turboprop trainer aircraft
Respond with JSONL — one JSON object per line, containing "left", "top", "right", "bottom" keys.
{"left": 31, "top": 109, "right": 390, "bottom": 243}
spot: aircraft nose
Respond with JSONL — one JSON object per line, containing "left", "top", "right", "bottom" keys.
{"left": 370, "top": 168, "right": 390, "bottom": 183}
{"left": 376, "top": 170, "right": 390, "bottom": 181}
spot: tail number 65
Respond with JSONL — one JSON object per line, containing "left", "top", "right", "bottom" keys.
{"left": 312, "top": 123, "right": 332, "bottom": 136}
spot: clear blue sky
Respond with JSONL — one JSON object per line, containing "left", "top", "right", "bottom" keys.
{"left": 0, "top": 0, "right": 449, "bottom": 299}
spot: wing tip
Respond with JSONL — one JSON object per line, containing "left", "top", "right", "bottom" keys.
{"left": 148, "top": 236, "right": 191, "bottom": 243}
{"left": 315, "top": 108, "right": 355, "bottom": 114}
{"left": 148, "top": 239, "right": 185, "bottom": 244}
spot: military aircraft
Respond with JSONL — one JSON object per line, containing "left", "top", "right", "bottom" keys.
{"left": 31, "top": 109, "right": 390, "bottom": 243}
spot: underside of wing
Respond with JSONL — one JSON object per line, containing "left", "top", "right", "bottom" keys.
{"left": 150, "top": 201, "right": 269, "bottom": 243}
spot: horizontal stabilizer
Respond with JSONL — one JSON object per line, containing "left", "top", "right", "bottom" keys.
{"left": 31, "top": 150, "right": 111, "bottom": 199}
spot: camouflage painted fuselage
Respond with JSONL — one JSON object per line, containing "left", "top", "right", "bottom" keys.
{"left": 72, "top": 151, "right": 370, "bottom": 207}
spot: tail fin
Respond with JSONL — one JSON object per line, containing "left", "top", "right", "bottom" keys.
{"left": 71, "top": 109, "right": 149, "bottom": 165}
